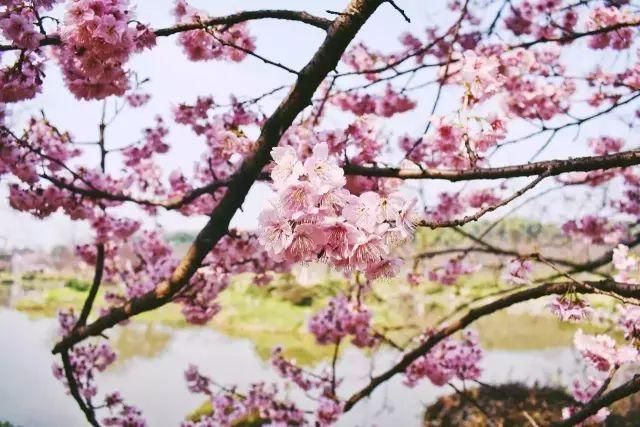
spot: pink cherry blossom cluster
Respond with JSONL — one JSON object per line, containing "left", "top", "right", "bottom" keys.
{"left": 342, "top": 117, "right": 383, "bottom": 164}
{"left": 616, "top": 170, "right": 640, "bottom": 219}
{"left": 428, "top": 258, "right": 480, "bottom": 286}
{"left": 503, "top": 0, "right": 577, "bottom": 38}
{"left": 308, "top": 295, "right": 379, "bottom": 348}
{"left": 170, "top": 96, "right": 263, "bottom": 215}
{"left": 258, "top": 142, "right": 417, "bottom": 280}
{"left": 271, "top": 347, "right": 331, "bottom": 392}
{"left": 589, "top": 136, "right": 624, "bottom": 156}
{"left": 122, "top": 117, "right": 170, "bottom": 167}
{"left": 74, "top": 230, "right": 175, "bottom": 311}
{"left": 54, "top": 0, "right": 156, "bottom": 99}
{"left": 425, "top": 192, "right": 464, "bottom": 222}
{"left": 316, "top": 397, "right": 344, "bottom": 427}
{"left": 562, "top": 377, "right": 611, "bottom": 423}
{"left": 562, "top": 215, "right": 626, "bottom": 244}
{"left": 183, "top": 365, "right": 305, "bottom": 426}
{"left": 0, "top": 52, "right": 44, "bottom": 102}
{"left": 177, "top": 267, "right": 228, "bottom": 325}
{"left": 0, "top": 1, "right": 49, "bottom": 51}
{"left": 404, "top": 330, "right": 483, "bottom": 387}
{"left": 439, "top": 46, "right": 576, "bottom": 123}
{"left": 125, "top": 92, "right": 151, "bottom": 108}
{"left": 587, "top": 6, "right": 637, "bottom": 50}
{"left": 401, "top": 114, "right": 506, "bottom": 169}
{"left": 612, "top": 243, "right": 639, "bottom": 284}
{"left": 8, "top": 185, "right": 84, "bottom": 218}
{"left": 102, "top": 392, "right": 146, "bottom": 427}
{"left": 342, "top": 41, "right": 397, "bottom": 81}
{"left": 573, "top": 329, "right": 638, "bottom": 372}
{"left": 562, "top": 327, "right": 640, "bottom": 423}
{"left": 449, "top": 50, "right": 503, "bottom": 106}
{"left": 502, "top": 258, "right": 533, "bottom": 286}
{"left": 52, "top": 310, "right": 146, "bottom": 425}
{"left": 331, "top": 84, "right": 416, "bottom": 117}
{"left": 548, "top": 295, "right": 594, "bottom": 322}
{"left": 173, "top": 0, "right": 255, "bottom": 63}
{"left": 109, "top": 230, "right": 175, "bottom": 299}
{"left": 91, "top": 214, "right": 141, "bottom": 244}
{"left": 617, "top": 305, "right": 640, "bottom": 340}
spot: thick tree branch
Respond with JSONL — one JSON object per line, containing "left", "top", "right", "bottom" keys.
{"left": 76, "top": 244, "right": 105, "bottom": 328}
{"left": 52, "top": 0, "right": 386, "bottom": 355}
{"left": 343, "top": 280, "right": 640, "bottom": 412}
{"left": 344, "top": 149, "right": 640, "bottom": 182}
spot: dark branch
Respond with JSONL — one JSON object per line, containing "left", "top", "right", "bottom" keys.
{"left": 344, "top": 149, "right": 640, "bottom": 182}
{"left": 61, "top": 351, "right": 100, "bottom": 427}
{"left": 75, "top": 244, "right": 105, "bottom": 328}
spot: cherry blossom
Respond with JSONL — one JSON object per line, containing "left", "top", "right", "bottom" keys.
{"left": 503, "top": 258, "right": 533, "bottom": 285}
{"left": 54, "top": 0, "right": 156, "bottom": 99}
{"left": 173, "top": 0, "right": 255, "bottom": 62}
{"left": 405, "top": 330, "right": 483, "bottom": 387}
{"left": 573, "top": 329, "right": 638, "bottom": 372}
{"left": 308, "top": 296, "right": 378, "bottom": 348}
{"left": 549, "top": 296, "right": 594, "bottom": 322}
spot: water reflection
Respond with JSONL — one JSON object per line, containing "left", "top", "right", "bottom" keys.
{"left": 112, "top": 324, "right": 172, "bottom": 366}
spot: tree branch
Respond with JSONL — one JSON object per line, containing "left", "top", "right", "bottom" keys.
{"left": 419, "top": 172, "right": 549, "bottom": 228}
{"left": 344, "top": 149, "right": 640, "bottom": 182}
{"left": 75, "top": 244, "right": 105, "bottom": 328}
{"left": 61, "top": 351, "right": 100, "bottom": 427}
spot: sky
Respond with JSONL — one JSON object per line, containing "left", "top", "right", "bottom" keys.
{"left": 0, "top": 0, "right": 636, "bottom": 250}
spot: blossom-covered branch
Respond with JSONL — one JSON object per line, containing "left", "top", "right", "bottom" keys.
{"left": 344, "top": 280, "right": 640, "bottom": 412}
{"left": 0, "top": 9, "right": 331, "bottom": 52}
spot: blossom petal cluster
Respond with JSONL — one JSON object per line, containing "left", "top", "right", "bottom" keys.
{"left": 173, "top": 0, "right": 255, "bottom": 62}
{"left": 55, "top": 0, "right": 156, "bottom": 99}
{"left": 404, "top": 330, "right": 483, "bottom": 387}
{"left": 308, "top": 295, "right": 378, "bottom": 348}
{"left": 259, "top": 142, "right": 417, "bottom": 280}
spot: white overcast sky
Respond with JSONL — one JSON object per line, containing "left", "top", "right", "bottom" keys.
{"left": 0, "top": 0, "right": 635, "bottom": 250}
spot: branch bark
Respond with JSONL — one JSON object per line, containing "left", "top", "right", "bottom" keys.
{"left": 76, "top": 244, "right": 105, "bottom": 328}
{"left": 52, "top": 0, "right": 386, "bottom": 355}
{"left": 344, "top": 149, "right": 640, "bottom": 182}
{"left": 61, "top": 351, "right": 100, "bottom": 427}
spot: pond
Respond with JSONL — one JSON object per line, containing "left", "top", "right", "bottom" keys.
{"left": 0, "top": 281, "right": 586, "bottom": 427}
